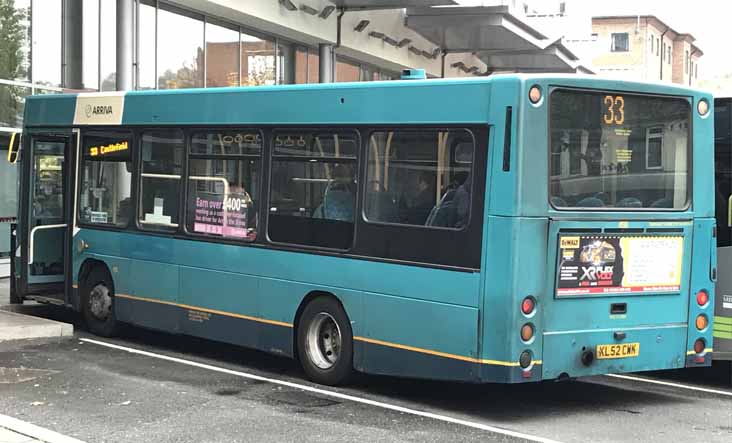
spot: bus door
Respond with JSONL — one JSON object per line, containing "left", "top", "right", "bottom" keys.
{"left": 16, "top": 133, "right": 76, "bottom": 304}
{"left": 714, "top": 98, "right": 732, "bottom": 360}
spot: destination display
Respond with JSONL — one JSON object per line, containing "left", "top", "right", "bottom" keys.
{"left": 83, "top": 135, "right": 131, "bottom": 161}
{"left": 556, "top": 235, "right": 684, "bottom": 296}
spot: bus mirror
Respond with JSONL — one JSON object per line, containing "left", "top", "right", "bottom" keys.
{"left": 7, "top": 132, "right": 20, "bottom": 164}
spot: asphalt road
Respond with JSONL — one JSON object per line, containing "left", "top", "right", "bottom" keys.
{"left": 0, "top": 304, "right": 731, "bottom": 443}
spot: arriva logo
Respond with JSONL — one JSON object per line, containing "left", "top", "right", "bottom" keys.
{"left": 85, "top": 104, "right": 114, "bottom": 118}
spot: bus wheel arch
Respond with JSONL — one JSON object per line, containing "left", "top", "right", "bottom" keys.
{"left": 294, "top": 291, "right": 354, "bottom": 386}
{"left": 79, "top": 259, "right": 119, "bottom": 337}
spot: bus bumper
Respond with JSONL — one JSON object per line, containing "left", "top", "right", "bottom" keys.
{"left": 540, "top": 324, "right": 692, "bottom": 380}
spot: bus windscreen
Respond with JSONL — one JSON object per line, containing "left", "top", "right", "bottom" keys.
{"left": 549, "top": 90, "right": 690, "bottom": 210}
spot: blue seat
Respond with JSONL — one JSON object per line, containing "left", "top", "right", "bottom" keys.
{"left": 650, "top": 197, "right": 673, "bottom": 208}
{"left": 576, "top": 197, "right": 604, "bottom": 207}
{"left": 616, "top": 197, "right": 643, "bottom": 208}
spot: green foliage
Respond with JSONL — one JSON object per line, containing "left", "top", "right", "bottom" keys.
{"left": 0, "top": 0, "right": 28, "bottom": 127}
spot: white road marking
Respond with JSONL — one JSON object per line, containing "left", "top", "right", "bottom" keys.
{"left": 81, "top": 338, "right": 562, "bottom": 443}
{"left": 0, "top": 413, "right": 87, "bottom": 443}
{"left": 607, "top": 374, "right": 732, "bottom": 397}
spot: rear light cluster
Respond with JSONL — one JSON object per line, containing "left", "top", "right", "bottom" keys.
{"left": 693, "top": 289, "right": 710, "bottom": 356}
{"left": 519, "top": 297, "right": 536, "bottom": 370}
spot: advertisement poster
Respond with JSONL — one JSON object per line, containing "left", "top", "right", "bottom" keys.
{"left": 193, "top": 191, "right": 249, "bottom": 238}
{"left": 556, "top": 235, "right": 683, "bottom": 296}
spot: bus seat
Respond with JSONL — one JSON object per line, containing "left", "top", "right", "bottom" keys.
{"left": 616, "top": 197, "right": 643, "bottom": 208}
{"left": 550, "top": 196, "right": 567, "bottom": 207}
{"left": 576, "top": 197, "right": 604, "bottom": 207}
{"left": 650, "top": 197, "right": 673, "bottom": 208}
{"left": 321, "top": 189, "right": 354, "bottom": 222}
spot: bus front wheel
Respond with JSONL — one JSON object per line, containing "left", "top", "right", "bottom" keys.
{"left": 297, "top": 297, "right": 353, "bottom": 386}
{"left": 81, "top": 266, "right": 119, "bottom": 337}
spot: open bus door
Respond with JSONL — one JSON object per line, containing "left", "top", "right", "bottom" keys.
{"left": 13, "top": 131, "right": 77, "bottom": 305}
{"left": 714, "top": 97, "right": 732, "bottom": 366}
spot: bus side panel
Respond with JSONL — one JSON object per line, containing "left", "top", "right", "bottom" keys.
{"left": 480, "top": 215, "right": 548, "bottom": 383}
{"left": 179, "top": 266, "right": 262, "bottom": 351}
{"left": 687, "top": 218, "right": 716, "bottom": 365}
{"left": 360, "top": 293, "right": 480, "bottom": 382}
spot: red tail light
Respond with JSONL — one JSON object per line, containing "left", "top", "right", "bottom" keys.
{"left": 521, "top": 297, "right": 535, "bottom": 315}
{"left": 696, "top": 290, "right": 709, "bottom": 307}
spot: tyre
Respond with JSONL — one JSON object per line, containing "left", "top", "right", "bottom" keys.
{"left": 81, "top": 265, "right": 119, "bottom": 337}
{"left": 297, "top": 297, "right": 354, "bottom": 386}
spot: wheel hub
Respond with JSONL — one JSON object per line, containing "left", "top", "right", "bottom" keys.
{"left": 88, "top": 283, "right": 112, "bottom": 320}
{"left": 305, "top": 312, "right": 342, "bottom": 370}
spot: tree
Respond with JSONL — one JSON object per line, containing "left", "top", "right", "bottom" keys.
{"left": 0, "top": 0, "right": 28, "bottom": 127}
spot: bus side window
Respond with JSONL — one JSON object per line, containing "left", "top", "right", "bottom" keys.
{"left": 185, "top": 130, "right": 262, "bottom": 241}
{"left": 268, "top": 130, "right": 359, "bottom": 250}
{"left": 139, "top": 130, "right": 184, "bottom": 230}
{"left": 364, "top": 130, "right": 474, "bottom": 230}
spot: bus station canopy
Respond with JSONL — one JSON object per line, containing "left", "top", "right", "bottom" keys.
{"left": 405, "top": 6, "right": 591, "bottom": 73}
{"left": 329, "top": 1, "right": 455, "bottom": 9}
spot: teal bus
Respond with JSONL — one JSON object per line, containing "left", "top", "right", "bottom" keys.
{"left": 10, "top": 72, "right": 716, "bottom": 385}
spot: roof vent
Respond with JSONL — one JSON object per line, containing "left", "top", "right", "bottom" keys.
{"left": 401, "top": 68, "right": 426, "bottom": 80}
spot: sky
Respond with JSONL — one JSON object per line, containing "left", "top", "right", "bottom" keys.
{"left": 457, "top": 0, "right": 732, "bottom": 79}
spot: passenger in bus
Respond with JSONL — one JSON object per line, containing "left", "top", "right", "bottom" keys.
{"left": 406, "top": 171, "right": 436, "bottom": 225}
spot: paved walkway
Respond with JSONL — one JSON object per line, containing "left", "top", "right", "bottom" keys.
{"left": 0, "top": 271, "right": 73, "bottom": 343}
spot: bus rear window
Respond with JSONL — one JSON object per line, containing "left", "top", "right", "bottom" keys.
{"left": 549, "top": 90, "right": 690, "bottom": 210}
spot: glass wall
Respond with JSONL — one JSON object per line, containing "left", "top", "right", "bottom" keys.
{"left": 157, "top": 5, "right": 204, "bottom": 89}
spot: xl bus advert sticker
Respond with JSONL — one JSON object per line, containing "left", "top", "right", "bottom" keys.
{"left": 556, "top": 235, "right": 683, "bottom": 296}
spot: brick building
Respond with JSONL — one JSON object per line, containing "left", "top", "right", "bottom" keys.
{"left": 590, "top": 16, "right": 702, "bottom": 86}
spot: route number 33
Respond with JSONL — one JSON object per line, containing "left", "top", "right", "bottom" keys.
{"left": 603, "top": 95, "right": 625, "bottom": 125}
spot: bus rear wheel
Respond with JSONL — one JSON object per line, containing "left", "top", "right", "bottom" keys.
{"left": 81, "top": 266, "right": 119, "bottom": 337}
{"left": 297, "top": 297, "right": 353, "bottom": 386}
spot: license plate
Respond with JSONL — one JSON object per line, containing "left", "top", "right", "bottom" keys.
{"left": 596, "top": 342, "right": 640, "bottom": 359}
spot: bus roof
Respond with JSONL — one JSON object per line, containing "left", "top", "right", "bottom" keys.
{"left": 23, "top": 74, "right": 708, "bottom": 128}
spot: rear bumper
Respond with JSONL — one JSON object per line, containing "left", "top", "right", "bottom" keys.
{"left": 541, "top": 324, "right": 691, "bottom": 380}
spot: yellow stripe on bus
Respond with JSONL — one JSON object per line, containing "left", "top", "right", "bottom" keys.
{"left": 108, "top": 294, "right": 541, "bottom": 368}
{"left": 115, "top": 293, "right": 292, "bottom": 328}
{"left": 354, "top": 336, "right": 542, "bottom": 367}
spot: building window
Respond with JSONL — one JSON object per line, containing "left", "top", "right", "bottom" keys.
{"left": 268, "top": 130, "right": 359, "bottom": 249}
{"left": 205, "top": 19, "right": 240, "bottom": 87}
{"left": 662, "top": 42, "right": 665, "bottom": 61}
{"left": 100, "top": 0, "right": 116, "bottom": 90}
{"left": 611, "top": 33, "right": 629, "bottom": 52}
{"left": 646, "top": 127, "right": 663, "bottom": 170}
{"left": 137, "top": 0, "right": 157, "bottom": 90}
{"left": 685, "top": 50, "right": 689, "bottom": 74}
{"left": 650, "top": 35, "right": 654, "bottom": 53}
{"left": 139, "top": 130, "right": 184, "bottom": 230}
{"left": 157, "top": 5, "right": 204, "bottom": 89}
{"left": 186, "top": 131, "right": 262, "bottom": 240}
{"left": 656, "top": 37, "right": 660, "bottom": 56}
{"left": 695, "top": 63, "right": 698, "bottom": 78}
{"left": 82, "top": 0, "right": 99, "bottom": 90}
{"left": 31, "top": 1, "right": 62, "bottom": 87}
{"left": 79, "top": 133, "right": 133, "bottom": 227}
{"left": 364, "top": 129, "right": 474, "bottom": 229}
{"left": 667, "top": 46, "right": 671, "bottom": 64}
{"left": 241, "top": 31, "right": 276, "bottom": 86}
